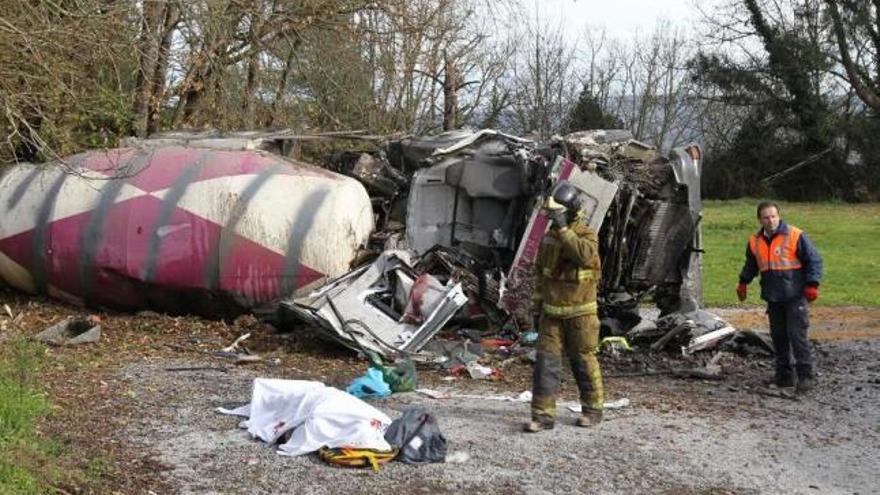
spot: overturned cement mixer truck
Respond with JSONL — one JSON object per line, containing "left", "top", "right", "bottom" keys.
{"left": 0, "top": 129, "right": 703, "bottom": 347}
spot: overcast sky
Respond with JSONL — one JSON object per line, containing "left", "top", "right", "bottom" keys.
{"left": 525, "top": 0, "right": 719, "bottom": 40}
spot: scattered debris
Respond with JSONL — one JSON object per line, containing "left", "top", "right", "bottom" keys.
{"left": 599, "top": 336, "right": 633, "bottom": 356}
{"left": 33, "top": 317, "right": 102, "bottom": 346}
{"left": 384, "top": 407, "right": 447, "bottom": 465}
{"left": 465, "top": 362, "right": 497, "bottom": 380}
{"left": 346, "top": 368, "right": 392, "bottom": 399}
{"left": 221, "top": 333, "right": 252, "bottom": 353}
{"left": 214, "top": 332, "right": 262, "bottom": 364}
{"left": 366, "top": 351, "right": 417, "bottom": 393}
{"left": 416, "top": 389, "right": 532, "bottom": 403}
{"left": 418, "top": 340, "right": 484, "bottom": 368}
{"left": 164, "top": 366, "right": 229, "bottom": 373}
{"left": 567, "top": 398, "right": 631, "bottom": 412}
{"left": 445, "top": 451, "right": 471, "bottom": 464}
{"left": 685, "top": 325, "right": 737, "bottom": 355}
{"left": 232, "top": 354, "right": 263, "bottom": 365}
{"left": 318, "top": 445, "right": 397, "bottom": 473}
{"left": 721, "top": 329, "right": 775, "bottom": 357}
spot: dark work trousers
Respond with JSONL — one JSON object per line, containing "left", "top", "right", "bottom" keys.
{"left": 767, "top": 297, "right": 812, "bottom": 379}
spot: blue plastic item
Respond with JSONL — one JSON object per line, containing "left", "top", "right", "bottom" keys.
{"left": 346, "top": 368, "right": 392, "bottom": 398}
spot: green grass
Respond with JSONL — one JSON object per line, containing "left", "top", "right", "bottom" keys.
{"left": 701, "top": 199, "right": 880, "bottom": 307}
{"left": 0, "top": 334, "right": 52, "bottom": 494}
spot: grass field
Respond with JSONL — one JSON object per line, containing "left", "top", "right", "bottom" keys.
{"left": 0, "top": 334, "right": 54, "bottom": 494}
{"left": 701, "top": 199, "right": 880, "bottom": 307}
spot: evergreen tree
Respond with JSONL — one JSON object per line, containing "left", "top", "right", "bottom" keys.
{"left": 565, "top": 85, "right": 623, "bottom": 132}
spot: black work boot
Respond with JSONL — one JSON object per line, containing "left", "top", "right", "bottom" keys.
{"left": 774, "top": 372, "right": 795, "bottom": 388}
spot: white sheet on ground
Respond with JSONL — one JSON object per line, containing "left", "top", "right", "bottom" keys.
{"left": 217, "top": 378, "right": 392, "bottom": 456}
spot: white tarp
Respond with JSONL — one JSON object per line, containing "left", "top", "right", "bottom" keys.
{"left": 218, "top": 378, "right": 392, "bottom": 456}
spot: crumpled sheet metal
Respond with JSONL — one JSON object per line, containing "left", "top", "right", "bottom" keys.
{"left": 625, "top": 308, "right": 739, "bottom": 354}
{"left": 430, "top": 129, "right": 533, "bottom": 157}
{"left": 280, "top": 251, "right": 467, "bottom": 358}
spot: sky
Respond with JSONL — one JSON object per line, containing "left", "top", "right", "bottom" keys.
{"left": 526, "top": 0, "right": 720, "bottom": 41}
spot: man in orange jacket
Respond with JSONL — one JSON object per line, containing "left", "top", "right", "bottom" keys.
{"left": 737, "top": 201, "right": 823, "bottom": 393}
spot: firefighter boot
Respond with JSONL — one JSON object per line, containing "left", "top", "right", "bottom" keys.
{"left": 575, "top": 409, "right": 603, "bottom": 428}
{"left": 523, "top": 419, "right": 555, "bottom": 433}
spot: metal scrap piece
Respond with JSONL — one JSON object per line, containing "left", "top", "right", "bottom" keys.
{"left": 280, "top": 251, "right": 467, "bottom": 358}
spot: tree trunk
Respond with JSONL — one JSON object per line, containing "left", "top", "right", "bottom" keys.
{"left": 243, "top": 51, "right": 259, "bottom": 128}
{"left": 267, "top": 43, "right": 298, "bottom": 127}
{"left": 131, "top": 1, "right": 166, "bottom": 137}
{"left": 146, "top": 2, "right": 180, "bottom": 136}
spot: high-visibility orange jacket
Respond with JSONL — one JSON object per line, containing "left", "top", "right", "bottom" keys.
{"left": 739, "top": 221, "right": 823, "bottom": 302}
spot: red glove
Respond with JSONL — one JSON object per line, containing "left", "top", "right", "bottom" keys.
{"left": 736, "top": 283, "right": 747, "bottom": 302}
{"left": 804, "top": 284, "right": 819, "bottom": 302}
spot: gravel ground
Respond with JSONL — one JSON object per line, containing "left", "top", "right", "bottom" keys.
{"left": 3, "top": 289, "right": 876, "bottom": 495}
{"left": 117, "top": 339, "right": 879, "bottom": 495}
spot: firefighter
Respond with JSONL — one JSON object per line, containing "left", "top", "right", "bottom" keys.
{"left": 737, "top": 201, "right": 823, "bottom": 393}
{"left": 524, "top": 181, "right": 604, "bottom": 432}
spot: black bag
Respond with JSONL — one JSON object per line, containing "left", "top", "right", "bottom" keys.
{"left": 384, "top": 407, "right": 447, "bottom": 464}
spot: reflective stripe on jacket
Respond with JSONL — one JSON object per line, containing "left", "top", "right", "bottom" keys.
{"left": 533, "top": 221, "right": 601, "bottom": 319}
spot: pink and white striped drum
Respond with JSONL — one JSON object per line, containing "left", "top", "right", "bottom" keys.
{"left": 0, "top": 147, "right": 374, "bottom": 315}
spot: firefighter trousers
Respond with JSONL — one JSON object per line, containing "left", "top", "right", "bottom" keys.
{"left": 531, "top": 313, "right": 603, "bottom": 424}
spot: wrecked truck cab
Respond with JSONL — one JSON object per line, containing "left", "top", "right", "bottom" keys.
{"left": 286, "top": 128, "right": 709, "bottom": 357}
{"left": 558, "top": 130, "right": 704, "bottom": 335}
{"left": 0, "top": 144, "right": 374, "bottom": 316}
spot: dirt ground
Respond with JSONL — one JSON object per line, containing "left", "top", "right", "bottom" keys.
{"left": 1, "top": 289, "right": 878, "bottom": 495}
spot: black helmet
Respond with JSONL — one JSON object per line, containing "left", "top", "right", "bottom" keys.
{"left": 551, "top": 181, "right": 582, "bottom": 212}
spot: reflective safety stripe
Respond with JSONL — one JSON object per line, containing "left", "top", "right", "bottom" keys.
{"left": 748, "top": 227, "right": 803, "bottom": 272}
{"left": 543, "top": 301, "right": 598, "bottom": 317}
{"left": 542, "top": 267, "right": 596, "bottom": 281}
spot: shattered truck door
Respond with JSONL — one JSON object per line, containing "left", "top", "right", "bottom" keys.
{"left": 404, "top": 130, "right": 534, "bottom": 256}
{"left": 0, "top": 147, "right": 374, "bottom": 316}
{"left": 501, "top": 157, "right": 619, "bottom": 314}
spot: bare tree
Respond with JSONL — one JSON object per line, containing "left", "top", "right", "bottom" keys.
{"left": 576, "top": 22, "right": 698, "bottom": 150}
{"left": 506, "top": 20, "right": 578, "bottom": 139}
{"left": 825, "top": 0, "right": 880, "bottom": 114}
{"left": 0, "top": 1, "right": 136, "bottom": 162}
{"left": 132, "top": 0, "right": 181, "bottom": 137}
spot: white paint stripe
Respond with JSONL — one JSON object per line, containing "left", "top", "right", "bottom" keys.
{"left": 150, "top": 173, "right": 374, "bottom": 278}
{"left": 0, "top": 166, "right": 148, "bottom": 238}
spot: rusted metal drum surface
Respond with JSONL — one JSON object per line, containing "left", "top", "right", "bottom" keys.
{"left": 0, "top": 147, "right": 374, "bottom": 315}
